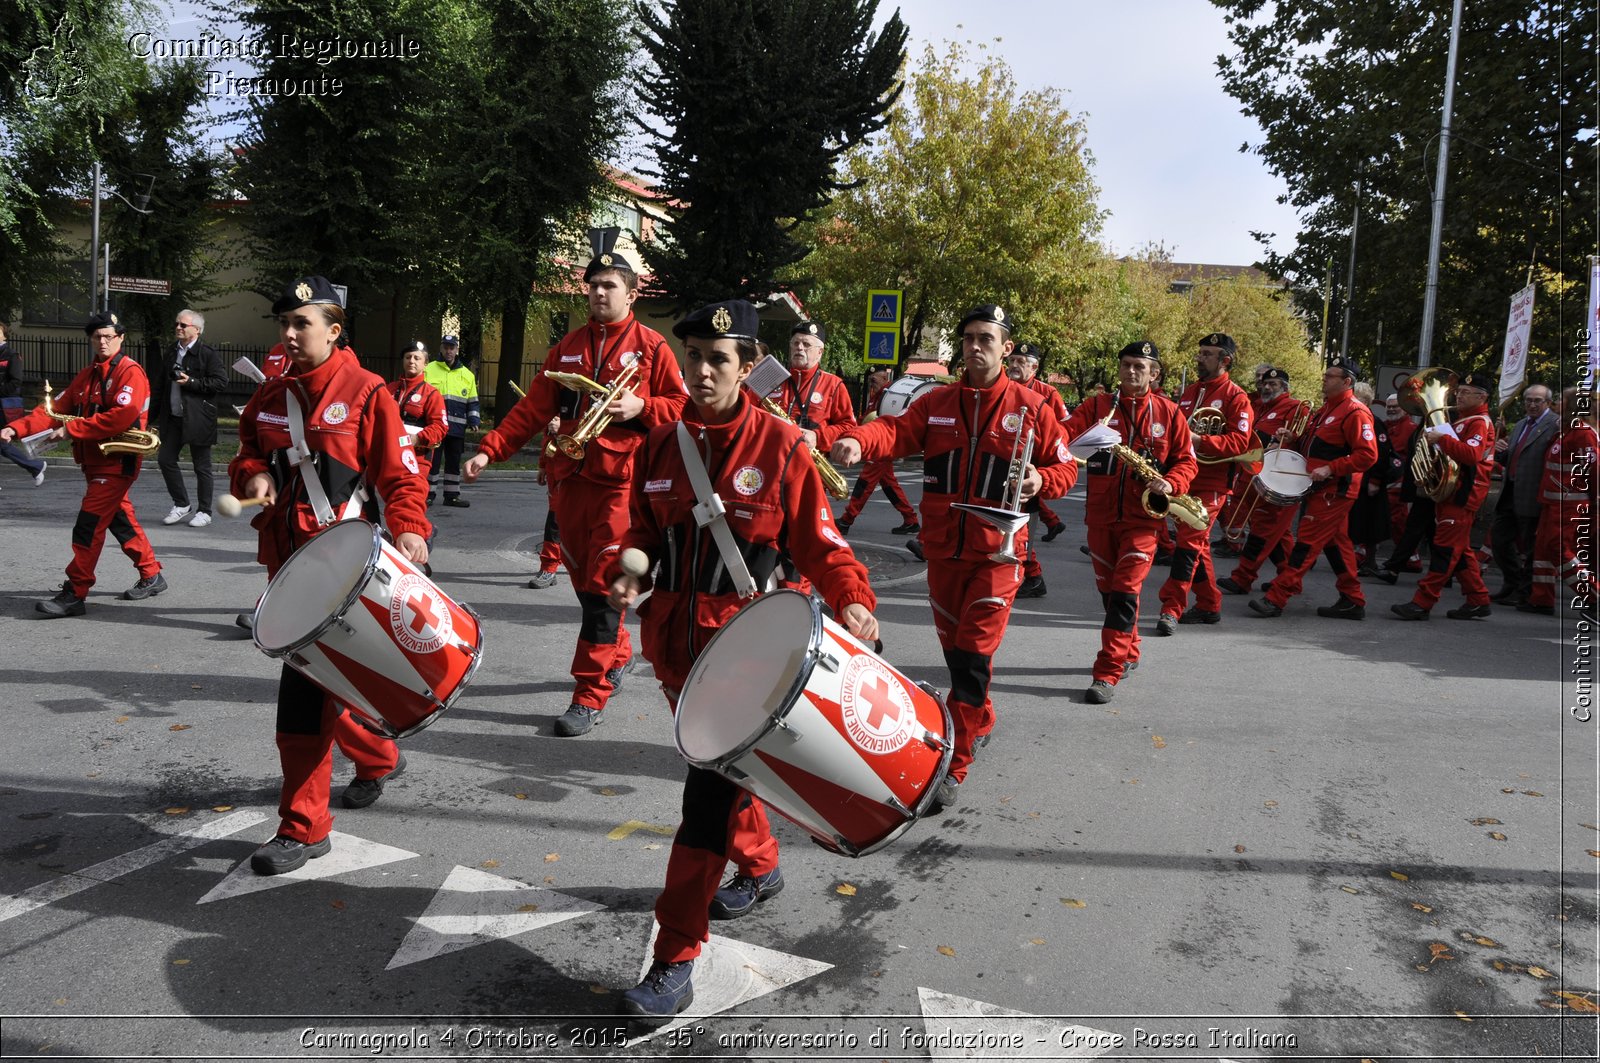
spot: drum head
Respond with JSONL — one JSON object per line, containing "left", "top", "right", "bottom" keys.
{"left": 677, "top": 590, "right": 819, "bottom": 763}
{"left": 255, "top": 521, "right": 380, "bottom": 652}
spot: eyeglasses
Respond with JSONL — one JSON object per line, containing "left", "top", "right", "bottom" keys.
{"left": 175, "top": 322, "right": 195, "bottom": 330}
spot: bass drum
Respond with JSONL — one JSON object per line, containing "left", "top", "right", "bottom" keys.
{"left": 876, "top": 375, "right": 942, "bottom": 418}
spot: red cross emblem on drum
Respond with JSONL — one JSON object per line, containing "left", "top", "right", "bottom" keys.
{"left": 839, "top": 656, "right": 915, "bottom": 754}
{"left": 389, "top": 573, "right": 453, "bottom": 654}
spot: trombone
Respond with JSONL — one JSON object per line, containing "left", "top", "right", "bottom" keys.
{"left": 542, "top": 362, "right": 639, "bottom": 460}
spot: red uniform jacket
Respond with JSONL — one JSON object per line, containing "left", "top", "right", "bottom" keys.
{"left": 479, "top": 313, "right": 686, "bottom": 486}
{"left": 263, "top": 344, "right": 291, "bottom": 381}
{"left": 612, "top": 393, "right": 876, "bottom": 690}
{"left": 1061, "top": 389, "right": 1198, "bottom": 526}
{"left": 1024, "top": 376, "right": 1069, "bottom": 420}
{"left": 1386, "top": 416, "right": 1417, "bottom": 458}
{"left": 1295, "top": 390, "right": 1379, "bottom": 501}
{"left": 849, "top": 374, "right": 1078, "bottom": 560}
{"left": 388, "top": 375, "right": 448, "bottom": 458}
{"left": 1541, "top": 422, "right": 1599, "bottom": 508}
{"left": 230, "top": 348, "right": 430, "bottom": 572}
{"left": 1430, "top": 402, "right": 1495, "bottom": 510}
{"left": 11, "top": 352, "right": 151, "bottom": 476}
{"left": 1176, "top": 374, "right": 1254, "bottom": 494}
{"left": 768, "top": 365, "right": 858, "bottom": 448}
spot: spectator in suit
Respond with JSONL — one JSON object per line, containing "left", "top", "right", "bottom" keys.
{"left": 1490, "top": 384, "right": 1557, "bottom": 605}
{"left": 153, "top": 309, "right": 227, "bottom": 527}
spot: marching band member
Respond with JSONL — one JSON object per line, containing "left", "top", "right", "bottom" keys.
{"left": 833, "top": 305, "right": 1077, "bottom": 805}
{"left": 837, "top": 367, "right": 920, "bottom": 536}
{"left": 1246, "top": 360, "right": 1378, "bottom": 620}
{"left": 607, "top": 299, "right": 879, "bottom": 1026}
{"left": 229, "top": 276, "right": 430, "bottom": 874}
{"left": 1522, "top": 386, "right": 1598, "bottom": 615}
{"left": 1156, "top": 334, "right": 1254, "bottom": 630}
{"left": 1060, "top": 341, "right": 1196, "bottom": 703}
{"left": 390, "top": 341, "right": 449, "bottom": 492}
{"left": 1216, "top": 368, "right": 1307, "bottom": 595}
{"left": 2, "top": 311, "right": 167, "bottom": 617}
{"left": 464, "top": 247, "right": 686, "bottom": 736}
{"left": 1006, "top": 342, "right": 1069, "bottom": 599}
{"left": 1390, "top": 372, "right": 1497, "bottom": 620}
{"left": 770, "top": 320, "right": 858, "bottom": 454}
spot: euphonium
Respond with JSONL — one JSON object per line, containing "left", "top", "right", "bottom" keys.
{"left": 543, "top": 362, "right": 640, "bottom": 460}
{"left": 756, "top": 394, "right": 850, "bottom": 499}
{"left": 1106, "top": 442, "right": 1210, "bottom": 530}
{"left": 43, "top": 380, "right": 161, "bottom": 457}
{"left": 1399, "top": 368, "right": 1461, "bottom": 503}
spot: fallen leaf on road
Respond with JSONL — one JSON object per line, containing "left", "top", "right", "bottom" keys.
{"left": 1061, "top": 898, "right": 1087, "bottom": 908}
{"left": 1472, "top": 936, "right": 1500, "bottom": 948}
{"left": 1488, "top": 832, "right": 1507, "bottom": 841}
{"left": 1414, "top": 964, "right": 1430, "bottom": 972}
{"left": 164, "top": 807, "right": 188, "bottom": 816}
{"left": 1581, "top": 823, "right": 1599, "bottom": 832}
{"left": 1264, "top": 800, "right": 1278, "bottom": 808}
{"left": 513, "top": 792, "right": 527, "bottom": 800}
{"left": 544, "top": 853, "right": 559, "bottom": 862}
{"left": 1454, "top": 1011, "right": 1473, "bottom": 1022}
{"left": 1029, "top": 938, "right": 1045, "bottom": 945}
{"left": 330, "top": 899, "right": 345, "bottom": 910}
{"left": 516, "top": 903, "right": 539, "bottom": 913}
{"left": 589, "top": 984, "right": 609, "bottom": 994}
{"left": 114, "top": 716, "right": 129, "bottom": 724}
{"left": 1522, "top": 790, "right": 1544, "bottom": 797}
{"left": 481, "top": 859, "right": 500, "bottom": 868}
{"left": 1528, "top": 966, "right": 1553, "bottom": 979}
{"left": 1340, "top": 886, "right": 1360, "bottom": 894}
{"left": 169, "top": 724, "right": 191, "bottom": 732}
{"left": 1554, "top": 991, "right": 1599, "bottom": 1013}
{"left": 836, "top": 883, "right": 857, "bottom": 897}
{"left": 937, "top": 945, "right": 955, "bottom": 957}
{"left": 1151, "top": 735, "right": 1166, "bottom": 749}
{"left": 172, "top": 959, "right": 190, "bottom": 966}
{"left": 643, "top": 843, "right": 661, "bottom": 850}
{"left": 1502, "top": 787, "right": 1516, "bottom": 793}
{"left": 1428, "top": 943, "right": 1454, "bottom": 961}
{"left": 1470, "top": 817, "right": 1501, "bottom": 826}
{"left": 1234, "top": 844, "right": 1246, "bottom": 853}
{"left": 1390, "top": 870, "right": 1409, "bottom": 881}
{"left": 1492, "top": 960, "right": 1526, "bottom": 973}
{"left": 211, "top": 805, "right": 232, "bottom": 812}
{"left": 599, "top": 787, "right": 618, "bottom": 797}
{"left": 190, "top": 684, "right": 202, "bottom": 690}
{"left": 1587, "top": 850, "right": 1600, "bottom": 859}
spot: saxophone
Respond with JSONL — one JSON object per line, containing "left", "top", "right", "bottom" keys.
{"left": 44, "top": 380, "right": 161, "bottom": 457}
{"left": 1106, "top": 442, "right": 1211, "bottom": 530}
{"left": 756, "top": 394, "right": 850, "bottom": 499}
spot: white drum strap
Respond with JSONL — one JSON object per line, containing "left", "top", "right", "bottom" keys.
{"left": 285, "top": 389, "right": 369, "bottom": 525}
{"left": 675, "top": 422, "right": 758, "bottom": 599}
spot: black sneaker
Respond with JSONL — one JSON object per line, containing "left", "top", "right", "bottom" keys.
{"left": 341, "top": 753, "right": 407, "bottom": 809}
{"left": 1316, "top": 596, "right": 1366, "bottom": 620}
{"left": 1490, "top": 586, "right": 1521, "bottom": 603}
{"left": 120, "top": 572, "right": 168, "bottom": 600}
{"left": 1247, "top": 598, "right": 1283, "bottom": 617}
{"left": 1516, "top": 602, "right": 1555, "bottom": 615}
{"left": 250, "top": 834, "right": 332, "bottom": 875}
{"left": 1372, "top": 568, "right": 1400, "bottom": 585}
{"left": 1390, "top": 602, "right": 1430, "bottom": 621}
{"left": 37, "top": 583, "right": 86, "bottom": 618}
{"left": 444, "top": 497, "right": 471, "bottom": 508}
{"left": 554, "top": 703, "right": 602, "bottom": 736}
{"left": 1085, "top": 680, "right": 1114, "bottom": 704}
{"left": 1446, "top": 603, "right": 1491, "bottom": 621}
{"left": 1216, "top": 577, "right": 1248, "bottom": 595}
{"left": 930, "top": 776, "right": 960, "bottom": 811}
{"left": 1155, "top": 613, "right": 1177, "bottom": 636}
{"left": 1178, "top": 609, "right": 1221, "bottom": 625}
{"left": 906, "top": 539, "right": 925, "bottom": 562}
{"left": 709, "top": 866, "right": 784, "bottom": 920}
{"left": 1079, "top": 544, "right": 1091, "bottom": 556}
{"left": 235, "top": 612, "right": 254, "bottom": 632}
{"left": 1016, "top": 576, "right": 1046, "bottom": 599}
{"left": 527, "top": 570, "right": 559, "bottom": 589}
{"left": 890, "top": 521, "right": 920, "bottom": 535}
{"left": 1041, "top": 523, "right": 1065, "bottom": 543}
{"left": 836, "top": 520, "right": 852, "bottom": 536}
{"left": 620, "top": 960, "right": 695, "bottom": 1026}
{"left": 606, "top": 655, "right": 636, "bottom": 691}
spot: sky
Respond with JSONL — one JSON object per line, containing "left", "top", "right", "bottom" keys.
{"left": 160, "top": 0, "right": 1299, "bottom": 267}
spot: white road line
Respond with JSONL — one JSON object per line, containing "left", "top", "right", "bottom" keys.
{"left": 916, "top": 988, "right": 1121, "bottom": 1060}
{"left": 197, "top": 830, "right": 418, "bottom": 903}
{"left": 386, "top": 865, "right": 606, "bottom": 969}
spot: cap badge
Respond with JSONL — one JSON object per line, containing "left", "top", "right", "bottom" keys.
{"left": 1142, "top": 342, "right": 1153, "bottom": 356}
{"left": 712, "top": 306, "right": 733, "bottom": 333}
{"left": 295, "top": 282, "right": 312, "bottom": 302}
{"left": 994, "top": 306, "right": 1006, "bottom": 322}
{"left": 600, "top": 254, "right": 612, "bottom": 266}
{"left": 108, "top": 313, "right": 119, "bottom": 326}
{"left": 807, "top": 323, "right": 818, "bottom": 334}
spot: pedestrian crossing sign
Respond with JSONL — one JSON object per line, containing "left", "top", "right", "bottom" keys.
{"left": 866, "top": 289, "right": 902, "bottom": 327}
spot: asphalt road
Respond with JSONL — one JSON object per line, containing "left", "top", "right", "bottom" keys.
{"left": 0, "top": 461, "right": 1595, "bottom": 1061}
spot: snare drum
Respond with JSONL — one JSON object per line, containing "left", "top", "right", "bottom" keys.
{"left": 1252, "top": 448, "right": 1312, "bottom": 506}
{"left": 253, "top": 520, "right": 483, "bottom": 739}
{"left": 877, "top": 375, "right": 941, "bottom": 418}
{"left": 675, "top": 590, "right": 952, "bottom": 857}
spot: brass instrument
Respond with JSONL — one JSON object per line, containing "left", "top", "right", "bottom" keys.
{"left": 1106, "top": 442, "right": 1210, "bottom": 530}
{"left": 43, "top": 380, "right": 161, "bottom": 457}
{"left": 1188, "top": 405, "right": 1226, "bottom": 436}
{"left": 1399, "top": 368, "right": 1461, "bottom": 503}
{"left": 542, "top": 362, "right": 640, "bottom": 460}
{"left": 756, "top": 394, "right": 850, "bottom": 499}
{"left": 950, "top": 406, "right": 1035, "bottom": 563}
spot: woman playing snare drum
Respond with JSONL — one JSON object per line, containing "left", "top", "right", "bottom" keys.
{"left": 229, "top": 276, "right": 431, "bottom": 875}
{"left": 606, "top": 299, "right": 879, "bottom": 1025}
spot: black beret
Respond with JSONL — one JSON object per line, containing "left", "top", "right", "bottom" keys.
{"left": 1328, "top": 358, "right": 1359, "bottom": 379}
{"left": 272, "top": 275, "right": 343, "bottom": 315}
{"left": 1261, "top": 367, "right": 1290, "bottom": 384}
{"left": 583, "top": 251, "right": 637, "bottom": 282}
{"left": 958, "top": 304, "right": 1012, "bottom": 335}
{"left": 84, "top": 310, "right": 124, "bottom": 336}
{"left": 1456, "top": 371, "right": 1491, "bottom": 391}
{"left": 400, "top": 340, "right": 427, "bottom": 355}
{"left": 673, "top": 299, "right": 760, "bottom": 342}
{"left": 1200, "top": 332, "right": 1237, "bottom": 356}
{"left": 791, "top": 320, "right": 827, "bottom": 343}
{"left": 1118, "top": 340, "right": 1161, "bottom": 364}
{"left": 1013, "top": 342, "right": 1040, "bottom": 361}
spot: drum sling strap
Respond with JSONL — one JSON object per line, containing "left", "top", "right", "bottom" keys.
{"left": 675, "top": 421, "right": 758, "bottom": 600}
{"left": 285, "top": 388, "right": 369, "bottom": 526}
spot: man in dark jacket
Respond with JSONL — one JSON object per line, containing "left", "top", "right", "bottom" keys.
{"left": 1490, "top": 384, "right": 1557, "bottom": 605}
{"left": 152, "top": 309, "right": 227, "bottom": 527}
{"left": 0, "top": 320, "right": 48, "bottom": 484}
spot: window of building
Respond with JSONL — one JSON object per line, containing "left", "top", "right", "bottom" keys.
{"left": 21, "top": 263, "right": 93, "bottom": 327}
{"left": 593, "top": 200, "right": 641, "bottom": 240}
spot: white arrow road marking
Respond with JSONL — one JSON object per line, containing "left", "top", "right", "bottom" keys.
{"left": 0, "top": 809, "right": 268, "bottom": 925}
{"left": 385, "top": 865, "right": 606, "bottom": 969}
{"left": 626, "top": 921, "right": 834, "bottom": 1045}
{"left": 916, "top": 988, "right": 1121, "bottom": 1060}
{"left": 197, "top": 831, "right": 417, "bottom": 904}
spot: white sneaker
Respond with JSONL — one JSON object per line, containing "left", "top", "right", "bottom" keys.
{"left": 188, "top": 510, "right": 213, "bottom": 528}
{"left": 163, "top": 504, "right": 195, "bottom": 525}
{"left": 32, "top": 461, "right": 46, "bottom": 486}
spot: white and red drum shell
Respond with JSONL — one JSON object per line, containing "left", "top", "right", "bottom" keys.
{"left": 253, "top": 520, "right": 483, "bottom": 739}
{"left": 877, "top": 375, "right": 941, "bottom": 418}
{"left": 1252, "top": 448, "right": 1312, "bottom": 507}
{"left": 675, "top": 590, "right": 952, "bottom": 857}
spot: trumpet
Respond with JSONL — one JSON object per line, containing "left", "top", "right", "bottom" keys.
{"left": 43, "top": 380, "right": 161, "bottom": 457}
{"left": 756, "top": 394, "right": 850, "bottom": 499}
{"left": 951, "top": 406, "right": 1035, "bottom": 564}
{"left": 543, "top": 362, "right": 639, "bottom": 460}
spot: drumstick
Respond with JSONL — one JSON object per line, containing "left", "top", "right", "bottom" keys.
{"left": 215, "top": 494, "right": 270, "bottom": 518}
{"left": 619, "top": 548, "right": 651, "bottom": 578}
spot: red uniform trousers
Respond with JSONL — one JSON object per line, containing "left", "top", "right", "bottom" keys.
{"left": 653, "top": 690, "right": 779, "bottom": 965}
{"left": 1529, "top": 503, "right": 1593, "bottom": 608}
{"left": 273, "top": 666, "right": 400, "bottom": 843}
{"left": 68, "top": 471, "right": 161, "bottom": 596}
{"left": 1387, "top": 488, "right": 1409, "bottom": 545}
{"left": 1263, "top": 490, "right": 1363, "bottom": 608}
{"left": 537, "top": 503, "right": 563, "bottom": 574}
{"left": 840, "top": 459, "right": 916, "bottom": 525}
{"left": 550, "top": 476, "right": 632, "bottom": 709}
{"left": 1411, "top": 502, "right": 1490, "bottom": 610}
{"left": 1086, "top": 523, "right": 1157, "bottom": 683}
{"left": 1226, "top": 484, "right": 1298, "bottom": 591}
{"left": 926, "top": 556, "right": 1021, "bottom": 783}
{"left": 1158, "top": 487, "right": 1230, "bottom": 618}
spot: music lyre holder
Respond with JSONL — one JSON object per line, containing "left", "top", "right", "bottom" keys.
{"left": 950, "top": 404, "right": 1034, "bottom": 564}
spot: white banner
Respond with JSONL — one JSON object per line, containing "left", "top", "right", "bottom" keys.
{"left": 1589, "top": 256, "right": 1600, "bottom": 382}
{"left": 1499, "top": 283, "right": 1535, "bottom": 405}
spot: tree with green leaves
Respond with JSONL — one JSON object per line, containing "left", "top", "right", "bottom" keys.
{"left": 1212, "top": 0, "right": 1595, "bottom": 386}
{"left": 636, "top": 0, "right": 907, "bottom": 309}
{"left": 795, "top": 39, "right": 1104, "bottom": 375}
